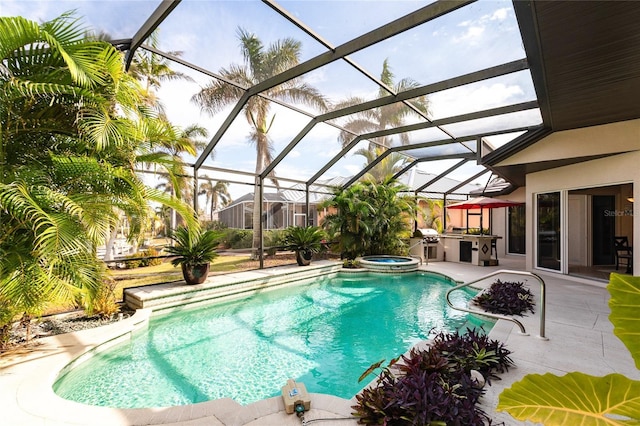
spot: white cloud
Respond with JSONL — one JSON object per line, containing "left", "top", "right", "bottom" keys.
{"left": 453, "top": 25, "right": 485, "bottom": 45}
{"left": 491, "top": 8, "right": 509, "bottom": 21}
{"left": 428, "top": 82, "right": 525, "bottom": 119}
{"left": 343, "top": 164, "right": 362, "bottom": 176}
{"left": 452, "top": 5, "right": 511, "bottom": 46}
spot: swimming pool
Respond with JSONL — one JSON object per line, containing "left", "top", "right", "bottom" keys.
{"left": 359, "top": 255, "right": 419, "bottom": 272}
{"left": 53, "top": 272, "right": 491, "bottom": 408}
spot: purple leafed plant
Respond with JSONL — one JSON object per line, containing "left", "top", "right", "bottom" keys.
{"left": 352, "top": 328, "right": 513, "bottom": 425}
{"left": 474, "top": 280, "right": 535, "bottom": 316}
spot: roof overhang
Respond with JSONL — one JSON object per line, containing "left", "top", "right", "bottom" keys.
{"left": 483, "top": 1, "right": 640, "bottom": 185}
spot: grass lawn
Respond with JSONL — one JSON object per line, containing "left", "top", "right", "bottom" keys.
{"left": 39, "top": 252, "right": 309, "bottom": 316}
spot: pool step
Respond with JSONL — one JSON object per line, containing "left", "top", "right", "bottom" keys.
{"left": 456, "top": 317, "right": 493, "bottom": 334}
{"left": 123, "top": 260, "right": 343, "bottom": 312}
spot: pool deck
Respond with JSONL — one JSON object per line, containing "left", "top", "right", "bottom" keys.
{"left": 1, "top": 257, "right": 638, "bottom": 425}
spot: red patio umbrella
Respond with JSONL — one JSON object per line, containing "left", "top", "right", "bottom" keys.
{"left": 446, "top": 196, "right": 523, "bottom": 234}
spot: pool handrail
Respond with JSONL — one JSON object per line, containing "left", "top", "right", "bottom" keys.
{"left": 445, "top": 269, "right": 547, "bottom": 340}
{"left": 407, "top": 239, "right": 424, "bottom": 265}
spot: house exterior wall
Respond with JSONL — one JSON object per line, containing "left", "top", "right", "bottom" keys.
{"left": 499, "top": 119, "right": 640, "bottom": 165}
{"left": 512, "top": 120, "right": 640, "bottom": 274}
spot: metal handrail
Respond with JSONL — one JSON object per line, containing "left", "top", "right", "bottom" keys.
{"left": 408, "top": 239, "right": 425, "bottom": 265}
{"left": 445, "top": 269, "right": 547, "bottom": 340}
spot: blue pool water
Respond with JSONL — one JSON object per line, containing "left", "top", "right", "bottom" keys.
{"left": 363, "top": 256, "right": 411, "bottom": 263}
{"left": 53, "top": 272, "right": 491, "bottom": 408}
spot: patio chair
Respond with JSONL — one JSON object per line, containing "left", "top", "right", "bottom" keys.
{"left": 490, "top": 239, "right": 498, "bottom": 260}
{"left": 614, "top": 236, "right": 633, "bottom": 273}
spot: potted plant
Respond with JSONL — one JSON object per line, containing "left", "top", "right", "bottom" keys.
{"left": 165, "top": 226, "right": 221, "bottom": 284}
{"left": 283, "top": 225, "right": 326, "bottom": 266}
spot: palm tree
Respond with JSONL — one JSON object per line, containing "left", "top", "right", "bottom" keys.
{"left": 354, "top": 145, "right": 409, "bottom": 183}
{"left": 128, "top": 30, "right": 194, "bottom": 116}
{"left": 336, "top": 59, "right": 430, "bottom": 149}
{"left": 0, "top": 13, "right": 196, "bottom": 343}
{"left": 199, "top": 180, "right": 232, "bottom": 220}
{"left": 420, "top": 198, "right": 447, "bottom": 233}
{"left": 127, "top": 32, "right": 207, "bottom": 239}
{"left": 141, "top": 121, "right": 208, "bottom": 232}
{"left": 192, "top": 27, "right": 328, "bottom": 259}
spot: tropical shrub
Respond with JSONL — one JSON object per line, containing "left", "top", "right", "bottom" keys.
{"left": 429, "top": 328, "right": 514, "bottom": 384}
{"left": 220, "top": 229, "right": 253, "bottom": 249}
{"left": 320, "top": 177, "right": 417, "bottom": 260}
{"left": 342, "top": 259, "right": 360, "bottom": 269}
{"left": 283, "top": 226, "right": 326, "bottom": 265}
{"left": 124, "top": 255, "right": 143, "bottom": 269}
{"left": 0, "top": 13, "right": 197, "bottom": 341}
{"left": 123, "top": 247, "right": 164, "bottom": 269}
{"left": 203, "top": 220, "right": 228, "bottom": 231}
{"left": 140, "top": 247, "right": 163, "bottom": 267}
{"left": 282, "top": 226, "right": 326, "bottom": 254}
{"left": 498, "top": 273, "right": 640, "bottom": 423}
{"left": 353, "top": 328, "right": 512, "bottom": 425}
{"left": 0, "top": 299, "right": 17, "bottom": 350}
{"left": 264, "top": 229, "right": 285, "bottom": 252}
{"left": 474, "top": 280, "right": 535, "bottom": 316}
{"left": 87, "top": 279, "right": 120, "bottom": 319}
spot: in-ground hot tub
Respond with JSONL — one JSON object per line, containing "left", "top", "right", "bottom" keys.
{"left": 358, "top": 255, "right": 419, "bottom": 272}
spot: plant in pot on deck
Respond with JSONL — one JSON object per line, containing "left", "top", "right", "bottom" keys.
{"left": 165, "top": 226, "right": 221, "bottom": 284}
{"left": 283, "top": 225, "right": 326, "bottom": 266}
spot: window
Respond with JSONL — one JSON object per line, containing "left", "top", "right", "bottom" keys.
{"left": 537, "top": 192, "right": 561, "bottom": 270}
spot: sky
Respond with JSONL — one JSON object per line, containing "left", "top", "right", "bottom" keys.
{"left": 0, "top": 0, "right": 541, "bottom": 202}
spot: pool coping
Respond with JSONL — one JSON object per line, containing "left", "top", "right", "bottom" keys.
{"left": 1, "top": 305, "right": 359, "bottom": 426}
{"left": 123, "top": 261, "right": 344, "bottom": 311}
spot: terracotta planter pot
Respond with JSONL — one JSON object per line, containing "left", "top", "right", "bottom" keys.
{"left": 181, "top": 263, "right": 210, "bottom": 284}
{"left": 296, "top": 249, "right": 313, "bottom": 266}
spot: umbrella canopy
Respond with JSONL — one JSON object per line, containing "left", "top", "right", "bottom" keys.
{"left": 446, "top": 196, "right": 523, "bottom": 210}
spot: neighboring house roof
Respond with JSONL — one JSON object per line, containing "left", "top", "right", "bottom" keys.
{"left": 406, "top": 169, "right": 483, "bottom": 200}
{"left": 222, "top": 176, "right": 351, "bottom": 209}
{"left": 223, "top": 192, "right": 286, "bottom": 209}
{"left": 279, "top": 176, "right": 351, "bottom": 203}
{"left": 223, "top": 172, "right": 479, "bottom": 211}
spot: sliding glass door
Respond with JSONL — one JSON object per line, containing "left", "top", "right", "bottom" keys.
{"left": 537, "top": 192, "right": 561, "bottom": 270}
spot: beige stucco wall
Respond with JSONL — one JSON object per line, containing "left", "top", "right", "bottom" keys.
{"left": 498, "top": 119, "right": 640, "bottom": 166}
{"left": 525, "top": 151, "right": 640, "bottom": 273}
{"left": 494, "top": 119, "right": 640, "bottom": 274}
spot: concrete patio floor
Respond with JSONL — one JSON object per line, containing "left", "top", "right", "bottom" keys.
{"left": 1, "top": 257, "right": 638, "bottom": 425}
